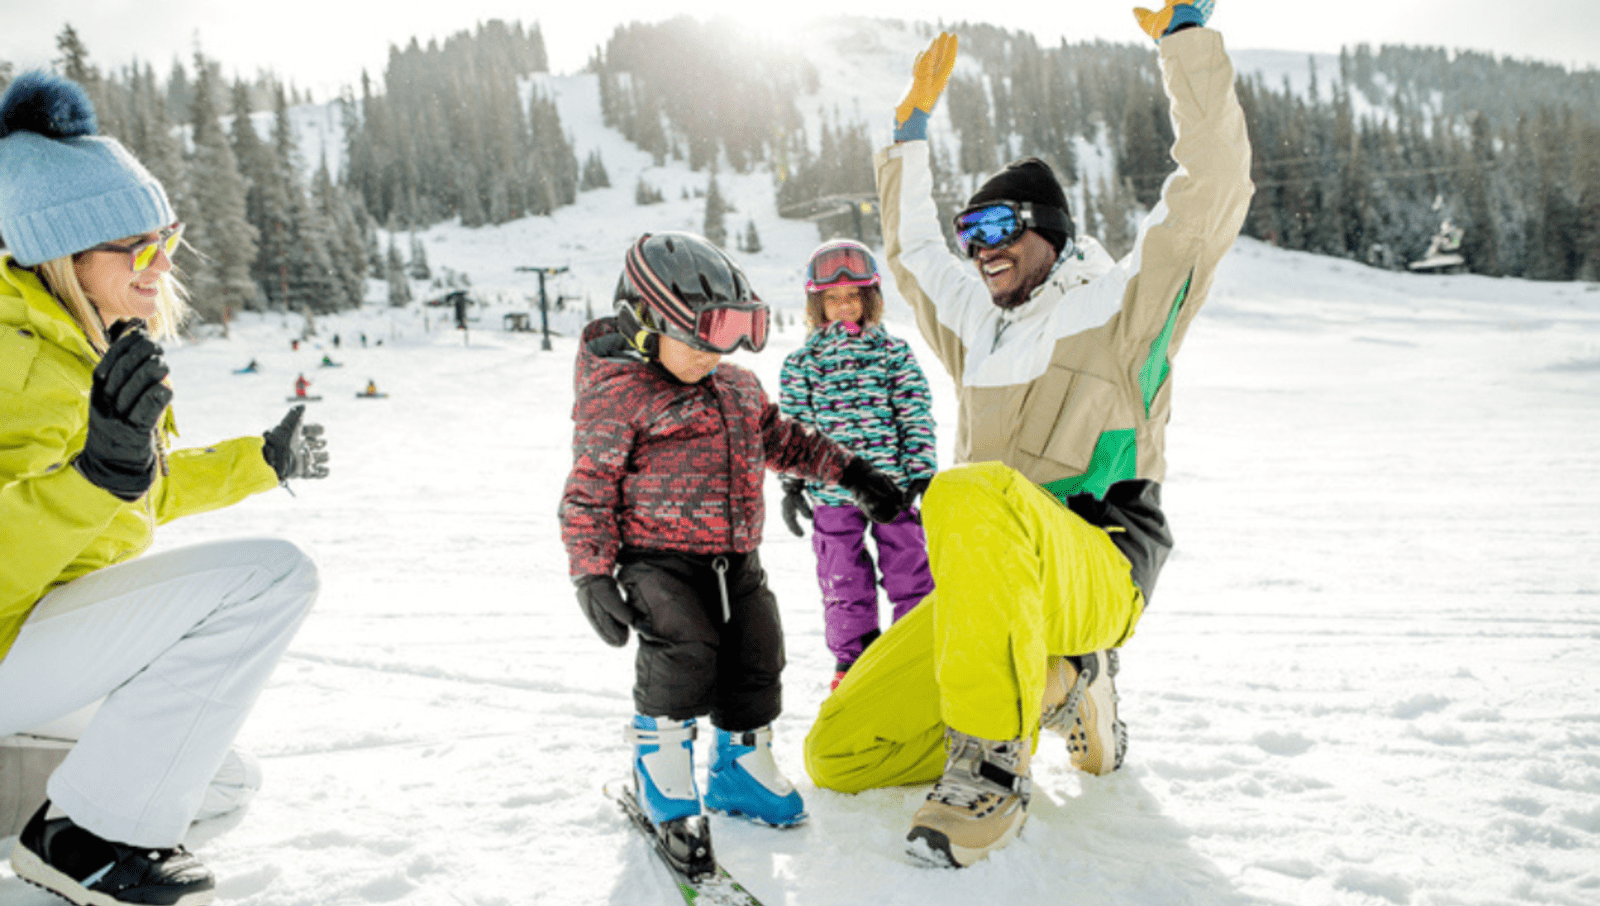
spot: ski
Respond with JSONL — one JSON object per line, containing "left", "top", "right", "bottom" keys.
{"left": 604, "top": 780, "right": 766, "bottom": 906}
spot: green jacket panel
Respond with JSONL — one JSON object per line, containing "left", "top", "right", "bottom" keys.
{"left": 0, "top": 256, "right": 280, "bottom": 659}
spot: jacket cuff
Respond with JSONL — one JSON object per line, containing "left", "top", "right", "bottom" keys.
{"left": 893, "top": 109, "right": 929, "bottom": 143}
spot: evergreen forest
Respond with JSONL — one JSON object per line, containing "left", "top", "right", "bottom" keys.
{"left": 3, "top": 15, "right": 1596, "bottom": 330}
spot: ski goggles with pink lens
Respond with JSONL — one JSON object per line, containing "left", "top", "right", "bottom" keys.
{"left": 805, "top": 243, "right": 880, "bottom": 291}
{"left": 638, "top": 300, "right": 770, "bottom": 355}
{"left": 953, "top": 202, "right": 1071, "bottom": 257}
{"left": 688, "top": 302, "right": 770, "bottom": 354}
{"left": 89, "top": 222, "right": 185, "bottom": 272}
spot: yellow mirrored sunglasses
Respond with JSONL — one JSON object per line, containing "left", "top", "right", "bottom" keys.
{"left": 90, "top": 222, "right": 185, "bottom": 272}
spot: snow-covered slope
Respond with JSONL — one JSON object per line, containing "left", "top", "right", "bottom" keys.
{"left": 3, "top": 23, "right": 1599, "bottom": 906}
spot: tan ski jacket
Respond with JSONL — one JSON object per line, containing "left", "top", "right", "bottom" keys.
{"left": 875, "top": 27, "right": 1253, "bottom": 594}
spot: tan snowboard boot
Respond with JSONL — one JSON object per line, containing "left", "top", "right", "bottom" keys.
{"left": 1040, "top": 650, "right": 1127, "bottom": 775}
{"left": 905, "top": 729, "right": 1031, "bottom": 868}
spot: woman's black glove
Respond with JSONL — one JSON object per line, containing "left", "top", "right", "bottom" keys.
{"left": 839, "top": 457, "right": 905, "bottom": 524}
{"left": 780, "top": 476, "right": 813, "bottom": 537}
{"left": 75, "top": 320, "right": 171, "bottom": 501}
{"left": 575, "top": 574, "right": 636, "bottom": 647}
{"left": 263, "top": 404, "right": 329, "bottom": 482}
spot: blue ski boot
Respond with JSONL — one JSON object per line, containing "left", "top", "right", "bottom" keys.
{"left": 628, "top": 716, "right": 714, "bottom": 877}
{"left": 704, "top": 726, "right": 807, "bottom": 827}
{"left": 629, "top": 715, "right": 701, "bottom": 824}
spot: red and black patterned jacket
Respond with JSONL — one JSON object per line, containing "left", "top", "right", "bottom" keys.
{"left": 560, "top": 317, "right": 855, "bottom": 578}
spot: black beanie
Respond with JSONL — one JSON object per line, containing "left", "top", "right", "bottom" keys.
{"left": 966, "top": 157, "right": 1075, "bottom": 254}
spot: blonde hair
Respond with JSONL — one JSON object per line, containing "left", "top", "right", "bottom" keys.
{"left": 34, "top": 254, "right": 190, "bottom": 354}
{"left": 804, "top": 284, "right": 883, "bottom": 334}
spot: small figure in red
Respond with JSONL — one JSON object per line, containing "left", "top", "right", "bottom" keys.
{"left": 293, "top": 373, "right": 311, "bottom": 398}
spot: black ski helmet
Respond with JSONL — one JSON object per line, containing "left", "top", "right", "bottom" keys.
{"left": 614, "top": 232, "right": 762, "bottom": 354}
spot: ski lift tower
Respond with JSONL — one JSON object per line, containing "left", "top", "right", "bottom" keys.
{"left": 514, "top": 265, "right": 569, "bottom": 351}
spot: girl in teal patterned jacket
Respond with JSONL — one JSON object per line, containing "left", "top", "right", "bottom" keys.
{"left": 778, "top": 240, "right": 938, "bottom": 690}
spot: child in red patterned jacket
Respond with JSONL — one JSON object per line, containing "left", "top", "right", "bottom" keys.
{"left": 558, "top": 233, "right": 904, "bottom": 858}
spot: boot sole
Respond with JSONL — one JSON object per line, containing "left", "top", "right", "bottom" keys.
{"left": 904, "top": 813, "right": 1027, "bottom": 869}
{"left": 1077, "top": 652, "right": 1126, "bottom": 776}
{"left": 11, "top": 844, "right": 216, "bottom": 906}
{"left": 704, "top": 805, "right": 807, "bottom": 828}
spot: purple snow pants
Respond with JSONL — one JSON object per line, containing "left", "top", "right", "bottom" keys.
{"left": 811, "top": 503, "right": 935, "bottom": 668}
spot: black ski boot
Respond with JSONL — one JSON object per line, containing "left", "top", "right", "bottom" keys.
{"left": 10, "top": 801, "right": 216, "bottom": 906}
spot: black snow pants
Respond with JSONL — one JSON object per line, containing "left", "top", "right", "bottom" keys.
{"left": 616, "top": 546, "right": 785, "bottom": 731}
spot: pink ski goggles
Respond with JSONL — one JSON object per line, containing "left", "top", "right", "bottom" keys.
{"left": 688, "top": 303, "right": 769, "bottom": 354}
{"left": 805, "top": 244, "right": 880, "bottom": 292}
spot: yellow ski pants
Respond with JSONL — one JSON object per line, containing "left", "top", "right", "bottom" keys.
{"left": 804, "top": 461, "right": 1144, "bottom": 793}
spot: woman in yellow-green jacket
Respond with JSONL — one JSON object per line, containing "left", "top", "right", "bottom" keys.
{"left": 0, "top": 72, "right": 327, "bottom": 906}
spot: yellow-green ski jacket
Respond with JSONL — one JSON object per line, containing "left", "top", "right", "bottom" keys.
{"left": 0, "top": 257, "right": 280, "bottom": 659}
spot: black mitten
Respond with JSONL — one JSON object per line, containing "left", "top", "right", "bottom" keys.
{"left": 780, "top": 476, "right": 813, "bottom": 537}
{"left": 838, "top": 457, "right": 905, "bottom": 525}
{"left": 575, "top": 574, "right": 636, "bottom": 647}
{"left": 75, "top": 320, "right": 171, "bottom": 501}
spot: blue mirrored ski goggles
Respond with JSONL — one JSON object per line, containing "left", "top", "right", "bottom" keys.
{"left": 953, "top": 201, "right": 1071, "bottom": 257}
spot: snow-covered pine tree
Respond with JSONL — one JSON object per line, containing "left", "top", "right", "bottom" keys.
{"left": 269, "top": 85, "right": 341, "bottom": 312}
{"left": 704, "top": 171, "right": 728, "bottom": 248}
{"left": 947, "top": 74, "right": 998, "bottom": 179}
{"left": 408, "top": 234, "right": 431, "bottom": 281}
{"left": 123, "top": 64, "right": 188, "bottom": 241}
{"left": 386, "top": 236, "right": 411, "bottom": 307}
{"left": 528, "top": 88, "right": 579, "bottom": 213}
{"left": 231, "top": 80, "right": 289, "bottom": 310}
{"left": 1100, "top": 173, "right": 1136, "bottom": 260}
{"left": 312, "top": 158, "right": 369, "bottom": 309}
{"left": 165, "top": 59, "right": 192, "bottom": 126}
{"left": 634, "top": 177, "right": 664, "bottom": 205}
{"left": 1117, "top": 79, "right": 1173, "bottom": 210}
{"left": 185, "top": 53, "right": 259, "bottom": 321}
{"left": 581, "top": 150, "right": 611, "bottom": 190}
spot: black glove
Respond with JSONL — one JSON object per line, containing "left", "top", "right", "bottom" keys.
{"left": 75, "top": 320, "right": 171, "bottom": 501}
{"left": 575, "top": 574, "right": 636, "bottom": 647}
{"left": 905, "top": 476, "right": 932, "bottom": 510}
{"left": 780, "top": 476, "right": 813, "bottom": 537}
{"left": 263, "top": 405, "right": 329, "bottom": 481}
{"left": 839, "top": 457, "right": 905, "bottom": 525}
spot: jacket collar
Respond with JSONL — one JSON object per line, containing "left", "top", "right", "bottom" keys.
{"left": 994, "top": 235, "right": 1118, "bottom": 328}
{"left": 992, "top": 236, "right": 1120, "bottom": 353}
{"left": 0, "top": 254, "right": 97, "bottom": 361}
{"left": 807, "top": 320, "right": 886, "bottom": 349}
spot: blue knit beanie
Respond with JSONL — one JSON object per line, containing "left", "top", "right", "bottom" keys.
{"left": 0, "top": 71, "right": 174, "bottom": 267}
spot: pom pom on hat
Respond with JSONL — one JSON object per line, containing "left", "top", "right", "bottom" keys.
{"left": 0, "top": 71, "right": 173, "bottom": 267}
{"left": 0, "top": 71, "right": 99, "bottom": 141}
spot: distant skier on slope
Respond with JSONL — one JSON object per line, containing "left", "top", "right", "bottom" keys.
{"left": 0, "top": 72, "right": 330, "bottom": 906}
{"left": 803, "top": 0, "right": 1254, "bottom": 869}
{"left": 558, "top": 232, "right": 905, "bottom": 873}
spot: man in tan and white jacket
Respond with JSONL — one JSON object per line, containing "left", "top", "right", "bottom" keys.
{"left": 804, "top": 0, "right": 1253, "bottom": 868}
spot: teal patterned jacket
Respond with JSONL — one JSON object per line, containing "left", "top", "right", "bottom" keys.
{"left": 779, "top": 322, "right": 937, "bottom": 507}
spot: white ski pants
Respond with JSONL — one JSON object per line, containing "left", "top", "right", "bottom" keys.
{"left": 0, "top": 538, "right": 317, "bottom": 847}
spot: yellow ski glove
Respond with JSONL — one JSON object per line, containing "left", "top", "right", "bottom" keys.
{"left": 893, "top": 31, "right": 958, "bottom": 142}
{"left": 1134, "top": 0, "right": 1214, "bottom": 42}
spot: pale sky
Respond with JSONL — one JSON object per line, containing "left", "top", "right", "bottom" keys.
{"left": 2, "top": 1, "right": 1595, "bottom": 102}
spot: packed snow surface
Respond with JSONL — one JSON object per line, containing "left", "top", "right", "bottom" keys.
{"left": 4, "top": 53, "right": 1600, "bottom": 906}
